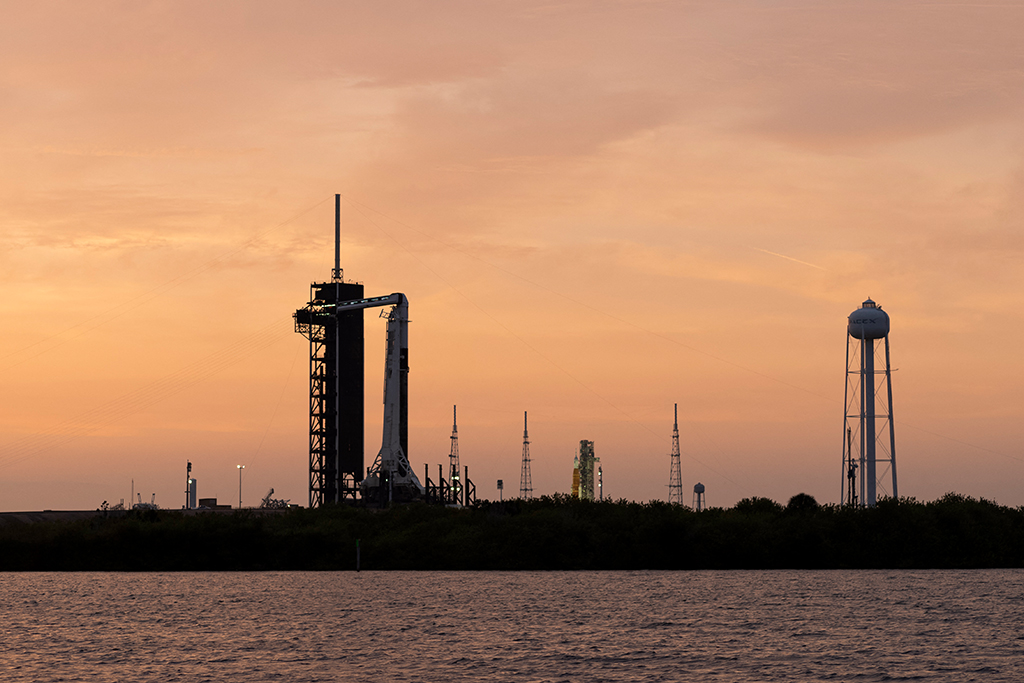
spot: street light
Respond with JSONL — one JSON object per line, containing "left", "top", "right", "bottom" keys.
{"left": 237, "top": 464, "right": 245, "bottom": 508}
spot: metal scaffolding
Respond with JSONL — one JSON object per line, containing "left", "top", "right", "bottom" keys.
{"left": 295, "top": 279, "right": 365, "bottom": 507}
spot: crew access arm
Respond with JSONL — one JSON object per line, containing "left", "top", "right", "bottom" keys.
{"left": 303, "top": 293, "right": 423, "bottom": 503}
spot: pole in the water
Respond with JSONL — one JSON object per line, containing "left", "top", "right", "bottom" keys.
{"left": 356, "top": 538, "right": 361, "bottom": 572}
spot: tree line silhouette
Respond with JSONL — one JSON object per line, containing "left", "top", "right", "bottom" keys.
{"left": 1, "top": 493, "right": 1021, "bottom": 570}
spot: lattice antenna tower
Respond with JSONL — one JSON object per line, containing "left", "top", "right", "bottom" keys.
{"left": 519, "top": 411, "right": 533, "bottom": 499}
{"left": 668, "top": 403, "right": 683, "bottom": 504}
{"left": 448, "top": 405, "right": 461, "bottom": 503}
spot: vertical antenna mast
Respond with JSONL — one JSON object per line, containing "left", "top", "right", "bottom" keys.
{"left": 332, "top": 193, "right": 343, "bottom": 282}
{"left": 668, "top": 403, "right": 683, "bottom": 504}
{"left": 520, "top": 410, "right": 533, "bottom": 499}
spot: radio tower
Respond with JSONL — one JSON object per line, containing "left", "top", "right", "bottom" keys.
{"left": 519, "top": 411, "right": 533, "bottom": 499}
{"left": 668, "top": 403, "right": 683, "bottom": 504}
{"left": 448, "top": 405, "right": 461, "bottom": 504}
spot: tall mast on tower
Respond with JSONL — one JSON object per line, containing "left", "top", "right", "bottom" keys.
{"left": 332, "top": 194, "right": 343, "bottom": 282}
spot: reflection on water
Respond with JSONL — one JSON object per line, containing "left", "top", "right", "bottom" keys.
{"left": 1, "top": 570, "right": 1022, "bottom": 682}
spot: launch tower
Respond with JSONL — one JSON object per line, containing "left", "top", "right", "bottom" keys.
{"left": 573, "top": 440, "right": 599, "bottom": 501}
{"left": 295, "top": 194, "right": 421, "bottom": 506}
{"left": 294, "top": 195, "right": 364, "bottom": 506}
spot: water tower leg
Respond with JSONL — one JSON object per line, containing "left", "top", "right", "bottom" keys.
{"left": 865, "top": 337, "right": 876, "bottom": 506}
{"left": 885, "top": 336, "right": 898, "bottom": 499}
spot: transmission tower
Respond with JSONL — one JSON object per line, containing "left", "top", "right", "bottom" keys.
{"left": 668, "top": 403, "right": 683, "bottom": 504}
{"left": 448, "top": 405, "right": 461, "bottom": 504}
{"left": 519, "top": 411, "right": 533, "bottom": 499}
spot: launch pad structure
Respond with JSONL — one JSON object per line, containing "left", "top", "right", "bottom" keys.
{"left": 294, "top": 276, "right": 365, "bottom": 506}
{"left": 294, "top": 195, "right": 423, "bottom": 507}
{"left": 572, "top": 440, "right": 600, "bottom": 501}
{"left": 421, "top": 405, "right": 477, "bottom": 506}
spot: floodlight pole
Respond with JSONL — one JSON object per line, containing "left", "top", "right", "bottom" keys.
{"left": 237, "top": 464, "right": 245, "bottom": 509}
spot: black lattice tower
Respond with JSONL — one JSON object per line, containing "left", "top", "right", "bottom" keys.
{"left": 668, "top": 403, "right": 683, "bottom": 504}
{"left": 294, "top": 195, "right": 364, "bottom": 507}
{"left": 519, "top": 411, "right": 533, "bottom": 499}
{"left": 448, "top": 405, "right": 461, "bottom": 504}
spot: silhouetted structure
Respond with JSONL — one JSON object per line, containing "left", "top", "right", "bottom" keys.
{"left": 693, "top": 482, "right": 706, "bottom": 511}
{"left": 294, "top": 198, "right": 365, "bottom": 506}
{"left": 573, "top": 440, "right": 599, "bottom": 501}
{"left": 519, "top": 411, "right": 533, "bottom": 499}
{"left": 668, "top": 404, "right": 682, "bottom": 504}
{"left": 843, "top": 298, "right": 898, "bottom": 507}
{"left": 448, "top": 405, "right": 461, "bottom": 503}
{"left": 295, "top": 195, "right": 423, "bottom": 506}
{"left": 184, "top": 461, "right": 196, "bottom": 510}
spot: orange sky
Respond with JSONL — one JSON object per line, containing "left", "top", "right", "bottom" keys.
{"left": 2, "top": 1, "right": 1023, "bottom": 511}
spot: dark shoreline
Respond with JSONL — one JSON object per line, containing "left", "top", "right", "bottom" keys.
{"left": 1, "top": 493, "right": 1021, "bottom": 571}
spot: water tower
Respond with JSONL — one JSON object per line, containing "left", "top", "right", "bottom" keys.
{"left": 842, "top": 298, "right": 898, "bottom": 507}
{"left": 692, "top": 482, "right": 706, "bottom": 511}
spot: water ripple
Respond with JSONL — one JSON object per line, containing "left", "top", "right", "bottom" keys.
{"left": 0, "top": 570, "right": 1022, "bottom": 682}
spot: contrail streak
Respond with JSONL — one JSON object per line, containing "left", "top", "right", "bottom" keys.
{"left": 751, "top": 247, "right": 827, "bottom": 270}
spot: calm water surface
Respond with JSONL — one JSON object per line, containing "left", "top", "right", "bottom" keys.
{"left": 1, "top": 570, "right": 1022, "bottom": 682}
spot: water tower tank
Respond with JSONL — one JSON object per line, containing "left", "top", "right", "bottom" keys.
{"left": 848, "top": 298, "right": 890, "bottom": 340}
{"left": 693, "top": 482, "right": 705, "bottom": 494}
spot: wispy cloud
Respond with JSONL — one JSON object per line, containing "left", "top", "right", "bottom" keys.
{"left": 750, "top": 247, "right": 827, "bottom": 271}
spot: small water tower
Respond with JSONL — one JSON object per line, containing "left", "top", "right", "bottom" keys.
{"left": 693, "top": 482, "right": 706, "bottom": 511}
{"left": 842, "top": 298, "right": 898, "bottom": 507}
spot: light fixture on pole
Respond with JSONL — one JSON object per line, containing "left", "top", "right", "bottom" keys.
{"left": 237, "top": 464, "right": 245, "bottom": 509}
